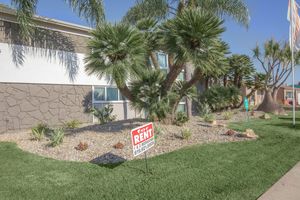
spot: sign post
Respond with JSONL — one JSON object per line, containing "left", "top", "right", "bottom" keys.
{"left": 244, "top": 97, "right": 249, "bottom": 121}
{"left": 131, "top": 123, "right": 155, "bottom": 173}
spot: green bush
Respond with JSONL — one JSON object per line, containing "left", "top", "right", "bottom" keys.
{"left": 222, "top": 111, "right": 233, "bottom": 120}
{"left": 90, "top": 104, "right": 116, "bottom": 124}
{"left": 181, "top": 128, "right": 192, "bottom": 140}
{"left": 64, "top": 120, "right": 81, "bottom": 129}
{"left": 198, "top": 86, "right": 240, "bottom": 111}
{"left": 154, "top": 124, "right": 164, "bottom": 135}
{"left": 198, "top": 103, "right": 211, "bottom": 117}
{"left": 203, "top": 113, "right": 215, "bottom": 123}
{"left": 31, "top": 127, "right": 44, "bottom": 141}
{"left": 50, "top": 128, "right": 65, "bottom": 147}
{"left": 175, "top": 111, "right": 189, "bottom": 126}
{"left": 30, "top": 123, "right": 50, "bottom": 140}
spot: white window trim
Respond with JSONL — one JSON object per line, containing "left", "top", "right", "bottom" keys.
{"left": 92, "top": 85, "right": 129, "bottom": 103}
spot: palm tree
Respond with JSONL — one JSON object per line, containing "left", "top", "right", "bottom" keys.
{"left": 124, "top": 0, "right": 249, "bottom": 26}
{"left": 10, "top": 0, "right": 105, "bottom": 39}
{"left": 226, "top": 54, "right": 255, "bottom": 89}
{"left": 85, "top": 23, "right": 147, "bottom": 101}
{"left": 123, "top": 0, "right": 249, "bottom": 118}
{"left": 253, "top": 39, "right": 300, "bottom": 113}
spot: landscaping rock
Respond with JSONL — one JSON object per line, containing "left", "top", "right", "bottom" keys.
{"left": 260, "top": 113, "right": 271, "bottom": 120}
{"left": 113, "top": 142, "right": 125, "bottom": 149}
{"left": 241, "top": 129, "right": 258, "bottom": 138}
{"left": 225, "top": 129, "right": 236, "bottom": 136}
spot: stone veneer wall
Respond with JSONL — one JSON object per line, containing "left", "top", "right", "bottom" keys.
{"left": 0, "top": 83, "right": 92, "bottom": 133}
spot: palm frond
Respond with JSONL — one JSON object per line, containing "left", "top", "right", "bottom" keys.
{"left": 65, "top": 0, "right": 105, "bottom": 26}
{"left": 123, "top": 0, "right": 170, "bottom": 24}
{"left": 85, "top": 23, "right": 147, "bottom": 86}
{"left": 195, "top": 0, "right": 250, "bottom": 27}
{"left": 11, "top": 0, "right": 38, "bottom": 39}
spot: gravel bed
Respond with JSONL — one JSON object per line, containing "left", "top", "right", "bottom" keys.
{"left": 0, "top": 110, "right": 263, "bottom": 164}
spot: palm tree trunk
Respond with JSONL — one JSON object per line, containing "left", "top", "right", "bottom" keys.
{"left": 150, "top": 52, "right": 160, "bottom": 69}
{"left": 185, "top": 62, "right": 193, "bottom": 118}
{"left": 161, "top": 63, "right": 184, "bottom": 96}
{"left": 118, "top": 84, "right": 134, "bottom": 102}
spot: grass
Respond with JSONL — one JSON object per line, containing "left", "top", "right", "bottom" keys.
{"left": 0, "top": 113, "right": 300, "bottom": 199}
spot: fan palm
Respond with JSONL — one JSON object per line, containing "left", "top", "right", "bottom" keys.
{"left": 159, "top": 8, "right": 227, "bottom": 93}
{"left": 227, "top": 54, "right": 255, "bottom": 88}
{"left": 85, "top": 23, "right": 147, "bottom": 101}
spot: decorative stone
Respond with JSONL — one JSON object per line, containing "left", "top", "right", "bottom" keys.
{"left": 211, "top": 120, "right": 217, "bottom": 126}
{"left": 218, "top": 123, "right": 227, "bottom": 128}
{"left": 260, "top": 113, "right": 271, "bottom": 120}
{"left": 242, "top": 129, "right": 258, "bottom": 138}
{"left": 20, "top": 101, "right": 36, "bottom": 112}
{"left": 225, "top": 129, "right": 236, "bottom": 136}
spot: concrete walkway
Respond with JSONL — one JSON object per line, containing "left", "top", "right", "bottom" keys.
{"left": 258, "top": 162, "right": 300, "bottom": 200}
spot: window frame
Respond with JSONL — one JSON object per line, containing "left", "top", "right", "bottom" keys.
{"left": 92, "top": 86, "right": 128, "bottom": 103}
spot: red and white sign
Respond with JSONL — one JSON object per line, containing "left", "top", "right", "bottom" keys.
{"left": 131, "top": 123, "right": 155, "bottom": 156}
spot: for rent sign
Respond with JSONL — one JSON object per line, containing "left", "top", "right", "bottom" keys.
{"left": 131, "top": 123, "right": 155, "bottom": 156}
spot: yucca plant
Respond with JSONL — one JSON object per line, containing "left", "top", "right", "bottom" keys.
{"left": 50, "top": 128, "right": 65, "bottom": 147}
{"left": 90, "top": 104, "right": 116, "bottom": 124}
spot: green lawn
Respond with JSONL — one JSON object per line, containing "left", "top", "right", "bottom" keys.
{"left": 1, "top": 113, "right": 300, "bottom": 200}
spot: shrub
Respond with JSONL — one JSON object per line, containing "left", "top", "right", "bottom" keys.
{"left": 50, "top": 128, "right": 65, "bottom": 147}
{"left": 75, "top": 142, "right": 88, "bottom": 151}
{"left": 64, "top": 120, "right": 81, "bottom": 129}
{"left": 31, "top": 127, "right": 44, "bottom": 141}
{"left": 154, "top": 124, "right": 164, "bottom": 135}
{"left": 203, "top": 113, "right": 215, "bottom": 123}
{"left": 198, "top": 86, "right": 240, "bottom": 111}
{"left": 175, "top": 111, "right": 189, "bottom": 126}
{"left": 30, "top": 123, "right": 50, "bottom": 140}
{"left": 90, "top": 104, "right": 116, "bottom": 124}
{"left": 222, "top": 111, "right": 233, "bottom": 120}
{"left": 181, "top": 128, "right": 192, "bottom": 140}
{"left": 198, "top": 103, "right": 211, "bottom": 117}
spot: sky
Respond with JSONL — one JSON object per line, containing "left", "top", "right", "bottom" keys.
{"left": 0, "top": 0, "right": 299, "bottom": 84}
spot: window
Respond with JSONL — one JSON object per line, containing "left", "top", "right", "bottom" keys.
{"left": 286, "top": 91, "right": 293, "bottom": 99}
{"left": 93, "top": 86, "right": 124, "bottom": 102}
{"left": 94, "top": 87, "right": 105, "bottom": 101}
{"left": 177, "top": 72, "right": 185, "bottom": 81}
{"left": 157, "top": 53, "right": 168, "bottom": 69}
{"left": 177, "top": 104, "right": 186, "bottom": 112}
{"left": 106, "top": 87, "right": 119, "bottom": 101}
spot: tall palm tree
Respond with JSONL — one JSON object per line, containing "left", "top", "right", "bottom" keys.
{"left": 10, "top": 0, "right": 105, "bottom": 39}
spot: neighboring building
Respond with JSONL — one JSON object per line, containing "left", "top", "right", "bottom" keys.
{"left": 240, "top": 87, "right": 264, "bottom": 106}
{"left": 277, "top": 84, "right": 300, "bottom": 106}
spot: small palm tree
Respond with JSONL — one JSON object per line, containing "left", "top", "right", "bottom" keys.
{"left": 85, "top": 23, "right": 147, "bottom": 101}
{"left": 130, "top": 70, "right": 170, "bottom": 121}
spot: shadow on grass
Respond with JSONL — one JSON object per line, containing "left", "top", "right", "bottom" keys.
{"left": 90, "top": 153, "right": 127, "bottom": 169}
{"left": 278, "top": 117, "right": 300, "bottom": 121}
{"left": 268, "top": 122, "right": 300, "bottom": 130}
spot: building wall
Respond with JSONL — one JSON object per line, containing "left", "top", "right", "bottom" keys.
{"left": 0, "top": 83, "right": 93, "bottom": 133}
{"left": 0, "top": 20, "right": 142, "bottom": 133}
